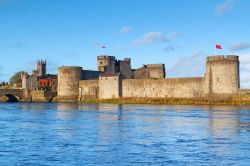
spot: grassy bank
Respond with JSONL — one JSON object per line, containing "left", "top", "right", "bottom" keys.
{"left": 2, "top": 95, "right": 250, "bottom": 105}
{"left": 79, "top": 96, "right": 250, "bottom": 105}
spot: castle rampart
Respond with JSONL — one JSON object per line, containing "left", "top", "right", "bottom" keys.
{"left": 206, "top": 55, "right": 239, "bottom": 62}
{"left": 57, "top": 55, "right": 241, "bottom": 102}
{"left": 122, "top": 77, "right": 204, "bottom": 98}
{"left": 79, "top": 80, "right": 99, "bottom": 101}
{"left": 99, "top": 73, "right": 122, "bottom": 99}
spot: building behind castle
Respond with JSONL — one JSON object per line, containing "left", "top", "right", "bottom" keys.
{"left": 21, "top": 60, "right": 57, "bottom": 92}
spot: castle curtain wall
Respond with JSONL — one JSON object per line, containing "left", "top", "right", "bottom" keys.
{"left": 79, "top": 80, "right": 99, "bottom": 100}
{"left": 99, "top": 74, "right": 121, "bottom": 99}
{"left": 58, "top": 55, "right": 240, "bottom": 101}
{"left": 122, "top": 78, "right": 205, "bottom": 98}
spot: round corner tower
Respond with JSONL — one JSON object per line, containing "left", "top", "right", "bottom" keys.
{"left": 205, "top": 55, "right": 239, "bottom": 95}
{"left": 57, "top": 66, "right": 82, "bottom": 101}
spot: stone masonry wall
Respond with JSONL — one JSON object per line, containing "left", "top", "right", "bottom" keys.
{"left": 122, "top": 78, "right": 205, "bottom": 98}
{"left": 79, "top": 80, "right": 99, "bottom": 100}
{"left": 81, "top": 70, "right": 101, "bottom": 80}
{"left": 204, "top": 55, "right": 239, "bottom": 95}
{"left": 134, "top": 64, "right": 165, "bottom": 79}
{"left": 118, "top": 60, "right": 132, "bottom": 79}
{"left": 147, "top": 64, "right": 165, "bottom": 78}
{"left": 99, "top": 74, "right": 121, "bottom": 99}
{"left": 133, "top": 66, "right": 148, "bottom": 79}
{"left": 30, "top": 90, "right": 47, "bottom": 102}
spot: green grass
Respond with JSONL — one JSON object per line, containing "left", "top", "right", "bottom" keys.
{"left": 79, "top": 97, "right": 247, "bottom": 105}
{"left": 3, "top": 94, "right": 250, "bottom": 105}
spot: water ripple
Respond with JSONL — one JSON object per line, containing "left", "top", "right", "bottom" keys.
{"left": 0, "top": 103, "right": 250, "bottom": 165}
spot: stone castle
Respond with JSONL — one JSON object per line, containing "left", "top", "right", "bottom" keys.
{"left": 55, "top": 55, "right": 240, "bottom": 102}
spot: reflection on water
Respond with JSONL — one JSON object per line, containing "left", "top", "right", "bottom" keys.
{"left": 0, "top": 103, "right": 250, "bottom": 165}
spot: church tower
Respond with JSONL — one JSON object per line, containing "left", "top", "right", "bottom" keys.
{"left": 37, "top": 60, "right": 46, "bottom": 77}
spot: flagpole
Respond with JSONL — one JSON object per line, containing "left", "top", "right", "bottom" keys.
{"left": 215, "top": 44, "right": 217, "bottom": 55}
{"left": 215, "top": 44, "right": 222, "bottom": 56}
{"left": 101, "top": 46, "right": 106, "bottom": 55}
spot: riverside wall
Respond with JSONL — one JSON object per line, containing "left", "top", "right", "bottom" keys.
{"left": 30, "top": 90, "right": 56, "bottom": 102}
{"left": 99, "top": 74, "right": 122, "bottom": 99}
{"left": 78, "top": 77, "right": 205, "bottom": 99}
{"left": 122, "top": 78, "right": 205, "bottom": 98}
{"left": 78, "top": 80, "right": 99, "bottom": 101}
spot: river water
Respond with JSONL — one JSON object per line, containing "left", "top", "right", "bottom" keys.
{"left": 0, "top": 103, "right": 249, "bottom": 166}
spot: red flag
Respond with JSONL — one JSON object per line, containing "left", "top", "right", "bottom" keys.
{"left": 216, "top": 44, "right": 222, "bottom": 49}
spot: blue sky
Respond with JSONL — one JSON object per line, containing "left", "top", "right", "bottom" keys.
{"left": 1, "top": 0, "right": 250, "bottom": 87}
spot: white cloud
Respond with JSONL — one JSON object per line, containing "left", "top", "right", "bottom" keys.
{"left": 164, "top": 45, "right": 175, "bottom": 52}
{"left": 166, "top": 52, "right": 250, "bottom": 88}
{"left": 166, "top": 31, "right": 181, "bottom": 41}
{"left": 113, "top": 45, "right": 129, "bottom": 51}
{"left": 133, "top": 32, "right": 167, "bottom": 46}
{"left": 239, "top": 53, "right": 250, "bottom": 88}
{"left": 133, "top": 31, "right": 180, "bottom": 46}
{"left": 121, "top": 26, "right": 132, "bottom": 33}
{"left": 167, "top": 50, "right": 207, "bottom": 78}
{"left": 215, "top": 0, "right": 235, "bottom": 15}
{"left": 230, "top": 42, "right": 250, "bottom": 51}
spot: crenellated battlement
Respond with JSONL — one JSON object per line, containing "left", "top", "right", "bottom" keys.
{"left": 37, "top": 59, "right": 46, "bottom": 65}
{"left": 207, "top": 55, "right": 238, "bottom": 62}
{"left": 97, "top": 55, "right": 116, "bottom": 60}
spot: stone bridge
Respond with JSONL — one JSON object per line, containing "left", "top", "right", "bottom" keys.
{"left": 0, "top": 89, "right": 28, "bottom": 102}
{"left": 0, "top": 89, "right": 57, "bottom": 102}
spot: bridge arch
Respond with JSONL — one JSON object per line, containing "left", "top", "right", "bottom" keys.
{"left": 4, "top": 94, "right": 19, "bottom": 102}
{"left": 0, "top": 89, "right": 25, "bottom": 102}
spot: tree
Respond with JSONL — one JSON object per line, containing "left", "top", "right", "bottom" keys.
{"left": 9, "top": 71, "right": 26, "bottom": 85}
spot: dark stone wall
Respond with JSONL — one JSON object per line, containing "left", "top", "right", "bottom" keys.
{"left": 133, "top": 64, "right": 165, "bottom": 79}
{"left": 81, "top": 70, "right": 101, "bottom": 80}
{"left": 134, "top": 66, "right": 148, "bottom": 79}
{"left": 117, "top": 59, "right": 132, "bottom": 79}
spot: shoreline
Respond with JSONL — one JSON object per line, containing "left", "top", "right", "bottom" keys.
{"left": 77, "top": 97, "right": 250, "bottom": 105}
{"left": 2, "top": 96, "right": 250, "bottom": 105}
